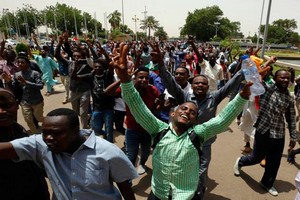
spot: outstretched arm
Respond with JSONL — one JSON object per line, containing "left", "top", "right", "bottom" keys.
{"left": 149, "top": 41, "right": 186, "bottom": 104}
{"left": 194, "top": 81, "right": 251, "bottom": 142}
{"left": 0, "top": 142, "right": 19, "bottom": 160}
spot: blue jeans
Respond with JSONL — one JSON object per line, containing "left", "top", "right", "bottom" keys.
{"left": 197, "top": 136, "right": 216, "bottom": 199}
{"left": 91, "top": 109, "right": 114, "bottom": 143}
{"left": 125, "top": 128, "right": 152, "bottom": 166}
{"left": 239, "top": 130, "right": 285, "bottom": 188}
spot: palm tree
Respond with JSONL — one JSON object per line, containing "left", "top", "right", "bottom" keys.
{"left": 108, "top": 10, "right": 121, "bottom": 30}
{"left": 140, "top": 16, "right": 159, "bottom": 40}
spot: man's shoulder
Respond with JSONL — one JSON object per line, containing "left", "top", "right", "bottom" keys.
{"left": 146, "top": 85, "right": 160, "bottom": 95}
{"left": 214, "top": 63, "right": 223, "bottom": 70}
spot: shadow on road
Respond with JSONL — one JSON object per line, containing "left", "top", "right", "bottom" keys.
{"left": 239, "top": 171, "right": 296, "bottom": 194}
{"left": 132, "top": 168, "right": 152, "bottom": 198}
{"left": 205, "top": 178, "right": 231, "bottom": 200}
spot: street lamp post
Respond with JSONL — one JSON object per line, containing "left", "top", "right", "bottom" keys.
{"left": 257, "top": 0, "right": 266, "bottom": 49}
{"left": 214, "top": 22, "right": 220, "bottom": 37}
{"left": 261, "top": 0, "right": 272, "bottom": 58}
{"left": 121, "top": 0, "right": 125, "bottom": 41}
{"left": 73, "top": 11, "right": 78, "bottom": 37}
{"left": 53, "top": 10, "right": 58, "bottom": 39}
{"left": 132, "top": 15, "right": 139, "bottom": 41}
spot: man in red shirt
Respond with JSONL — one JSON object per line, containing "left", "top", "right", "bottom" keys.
{"left": 113, "top": 67, "right": 160, "bottom": 175}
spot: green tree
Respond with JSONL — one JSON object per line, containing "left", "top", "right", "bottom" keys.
{"left": 43, "top": 3, "right": 105, "bottom": 38}
{"left": 13, "top": 4, "right": 41, "bottom": 38}
{"left": 137, "top": 31, "right": 146, "bottom": 41}
{"left": 108, "top": 10, "right": 121, "bottom": 30}
{"left": 260, "top": 19, "right": 299, "bottom": 44}
{"left": 154, "top": 26, "right": 168, "bottom": 40}
{"left": 140, "top": 16, "right": 159, "bottom": 40}
{"left": 181, "top": 5, "right": 242, "bottom": 41}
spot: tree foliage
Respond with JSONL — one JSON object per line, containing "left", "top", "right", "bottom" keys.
{"left": 181, "top": 5, "right": 243, "bottom": 41}
{"left": 108, "top": 10, "right": 121, "bottom": 30}
{"left": 154, "top": 26, "right": 168, "bottom": 40}
{"left": 260, "top": 19, "right": 299, "bottom": 44}
{"left": 140, "top": 16, "right": 159, "bottom": 39}
{"left": 0, "top": 3, "right": 105, "bottom": 39}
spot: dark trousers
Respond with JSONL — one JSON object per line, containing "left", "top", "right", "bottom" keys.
{"left": 114, "top": 110, "right": 126, "bottom": 134}
{"left": 239, "top": 130, "right": 285, "bottom": 188}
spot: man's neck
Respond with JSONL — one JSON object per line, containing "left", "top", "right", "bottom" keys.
{"left": 180, "top": 82, "right": 188, "bottom": 89}
{"left": 172, "top": 125, "right": 188, "bottom": 136}
{"left": 65, "top": 135, "right": 86, "bottom": 155}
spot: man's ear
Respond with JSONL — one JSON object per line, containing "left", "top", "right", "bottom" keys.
{"left": 170, "top": 111, "right": 175, "bottom": 118}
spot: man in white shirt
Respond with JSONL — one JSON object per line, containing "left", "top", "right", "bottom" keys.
{"left": 199, "top": 53, "right": 224, "bottom": 91}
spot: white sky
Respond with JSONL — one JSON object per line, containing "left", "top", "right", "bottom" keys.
{"left": 2, "top": 0, "right": 300, "bottom": 38}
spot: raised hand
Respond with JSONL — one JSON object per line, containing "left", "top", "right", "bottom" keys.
{"left": 17, "top": 75, "right": 26, "bottom": 85}
{"left": 110, "top": 43, "right": 131, "bottom": 83}
{"left": 239, "top": 81, "right": 253, "bottom": 100}
{"left": 148, "top": 41, "right": 164, "bottom": 67}
{"left": 58, "top": 34, "right": 64, "bottom": 45}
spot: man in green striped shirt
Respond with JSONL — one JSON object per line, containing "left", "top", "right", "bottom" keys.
{"left": 115, "top": 44, "right": 251, "bottom": 200}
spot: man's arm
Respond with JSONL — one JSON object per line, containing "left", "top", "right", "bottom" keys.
{"left": 0, "top": 143, "right": 19, "bottom": 159}
{"left": 54, "top": 35, "right": 70, "bottom": 67}
{"left": 116, "top": 181, "right": 136, "bottom": 200}
{"left": 285, "top": 101, "right": 298, "bottom": 143}
{"left": 150, "top": 42, "right": 186, "bottom": 104}
{"left": 194, "top": 82, "right": 251, "bottom": 142}
{"left": 213, "top": 70, "right": 244, "bottom": 105}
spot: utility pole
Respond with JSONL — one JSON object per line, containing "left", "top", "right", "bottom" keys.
{"left": 44, "top": 12, "right": 49, "bottom": 39}
{"left": 132, "top": 15, "right": 139, "bottom": 41}
{"left": 94, "top": 12, "right": 98, "bottom": 39}
{"left": 2, "top": 9, "right": 9, "bottom": 37}
{"left": 142, "top": 6, "right": 147, "bottom": 36}
{"left": 64, "top": 11, "right": 67, "bottom": 31}
{"left": 84, "top": 12, "right": 88, "bottom": 34}
{"left": 13, "top": 12, "right": 20, "bottom": 40}
{"left": 121, "top": 0, "right": 125, "bottom": 41}
{"left": 214, "top": 22, "right": 220, "bottom": 37}
{"left": 53, "top": 10, "right": 58, "bottom": 39}
{"left": 261, "top": 0, "right": 272, "bottom": 58}
{"left": 104, "top": 12, "right": 108, "bottom": 40}
{"left": 73, "top": 11, "right": 78, "bottom": 37}
{"left": 33, "top": 14, "right": 40, "bottom": 39}
{"left": 257, "top": 0, "right": 265, "bottom": 49}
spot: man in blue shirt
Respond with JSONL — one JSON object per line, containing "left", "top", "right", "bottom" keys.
{"left": 0, "top": 108, "right": 138, "bottom": 200}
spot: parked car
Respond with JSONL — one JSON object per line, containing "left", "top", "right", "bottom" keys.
{"left": 5, "top": 39, "right": 19, "bottom": 49}
{"left": 290, "top": 46, "right": 299, "bottom": 50}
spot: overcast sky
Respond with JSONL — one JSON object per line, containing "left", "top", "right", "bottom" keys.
{"left": 2, "top": 0, "right": 300, "bottom": 38}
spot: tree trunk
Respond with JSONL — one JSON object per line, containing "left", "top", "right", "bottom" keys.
{"left": 148, "top": 27, "right": 151, "bottom": 40}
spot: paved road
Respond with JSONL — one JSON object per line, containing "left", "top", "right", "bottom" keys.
{"left": 17, "top": 82, "right": 299, "bottom": 200}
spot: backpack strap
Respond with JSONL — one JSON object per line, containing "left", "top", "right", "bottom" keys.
{"left": 152, "top": 127, "right": 170, "bottom": 149}
{"left": 188, "top": 130, "right": 202, "bottom": 157}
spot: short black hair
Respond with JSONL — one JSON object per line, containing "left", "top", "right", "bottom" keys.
{"left": 93, "top": 58, "right": 107, "bottom": 68}
{"left": 175, "top": 66, "right": 189, "bottom": 75}
{"left": 192, "top": 74, "right": 208, "bottom": 82}
{"left": 274, "top": 69, "right": 289, "bottom": 79}
{"left": 46, "top": 108, "right": 79, "bottom": 128}
{"left": 17, "top": 56, "right": 31, "bottom": 65}
{"left": 135, "top": 66, "right": 149, "bottom": 75}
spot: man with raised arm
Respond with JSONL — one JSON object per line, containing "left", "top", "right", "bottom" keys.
{"left": 113, "top": 43, "right": 252, "bottom": 200}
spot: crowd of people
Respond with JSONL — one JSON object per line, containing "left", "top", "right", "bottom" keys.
{"left": 0, "top": 31, "right": 299, "bottom": 199}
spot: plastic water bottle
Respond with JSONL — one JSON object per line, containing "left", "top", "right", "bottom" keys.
{"left": 241, "top": 55, "right": 265, "bottom": 96}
